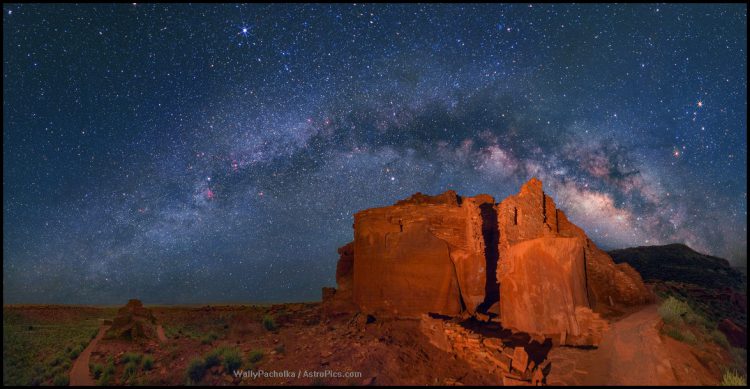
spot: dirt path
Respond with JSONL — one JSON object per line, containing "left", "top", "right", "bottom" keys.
{"left": 581, "top": 304, "right": 677, "bottom": 385}
{"left": 547, "top": 305, "right": 678, "bottom": 385}
{"left": 157, "top": 325, "right": 167, "bottom": 342}
{"left": 69, "top": 325, "right": 109, "bottom": 386}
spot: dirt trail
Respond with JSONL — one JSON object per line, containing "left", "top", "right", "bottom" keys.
{"left": 546, "top": 305, "right": 679, "bottom": 385}
{"left": 157, "top": 325, "right": 167, "bottom": 342}
{"left": 69, "top": 325, "right": 109, "bottom": 386}
{"left": 581, "top": 304, "right": 677, "bottom": 385}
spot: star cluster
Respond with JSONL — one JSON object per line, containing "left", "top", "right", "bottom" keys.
{"left": 3, "top": 4, "right": 746, "bottom": 304}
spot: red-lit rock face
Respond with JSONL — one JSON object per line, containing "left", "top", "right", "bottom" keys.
{"left": 497, "top": 178, "right": 652, "bottom": 314}
{"left": 350, "top": 191, "right": 495, "bottom": 317}
{"left": 327, "top": 178, "right": 653, "bottom": 345}
{"left": 498, "top": 237, "right": 589, "bottom": 335}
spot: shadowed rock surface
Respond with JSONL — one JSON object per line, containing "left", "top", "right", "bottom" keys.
{"left": 609, "top": 243, "right": 746, "bottom": 290}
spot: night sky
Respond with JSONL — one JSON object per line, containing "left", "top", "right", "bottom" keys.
{"left": 3, "top": 4, "right": 747, "bottom": 304}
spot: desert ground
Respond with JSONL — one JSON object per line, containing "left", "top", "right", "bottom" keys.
{"left": 3, "top": 291, "right": 746, "bottom": 386}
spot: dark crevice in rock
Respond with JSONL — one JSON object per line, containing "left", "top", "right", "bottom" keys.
{"left": 477, "top": 203, "right": 500, "bottom": 313}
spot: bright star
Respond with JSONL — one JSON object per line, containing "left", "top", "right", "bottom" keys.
{"left": 697, "top": 100, "right": 703, "bottom": 108}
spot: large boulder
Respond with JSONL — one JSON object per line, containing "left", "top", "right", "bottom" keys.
{"left": 498, "top": 236, "right": 607, "bottom": 345}
{"left": 104, "top": 299, "right": 158, "bottom": 340}
{"left": 351, "top": 191, "right": 495, "bottom": 317}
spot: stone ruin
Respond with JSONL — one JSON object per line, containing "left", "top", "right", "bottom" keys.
{"left": 104, "top": 299, "right": 159, "bottom": 340}
{"left": 323, "top": 178, "right": 652, "bottom": 347}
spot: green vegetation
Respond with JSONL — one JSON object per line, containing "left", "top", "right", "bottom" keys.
{"left": 122, "top": 360, "right": 138, "bottom": 382}
{"left": 142, "top": 355, "right": 154, "bottom": 371}
{"left": 201, "top": 345, "right": 244, "bottom": 373}
{"left": 658, "top": 296, "right": 691, "bottom": 324}
{"left": 52, "top": 373, "right": 69, "bottom": 386}
{"left": 204, "top": 349, "right": 222, "bottom": 368}
{"left": 69, "top": 344, "right": 84, "bottom": 359}
{"left": 121, "top": 352, "right": 143, "bottom": 365}
{"left": 3, "top": 307, "right": 116, "bottom": 386}
{"left": 658, "top": 297, "right": 700, "bottom": 345}
{"left": 721, "top": 370, "right": 747, "bottom": 386}
{"left": 201, "top": 332, "right": 220, "bottom": 345}
{"left": 262, "top": 315, "right": 277, "bottom": 331}
{"left": 248, "top": 349, "right": 264, "bottom": 364}
{"left": 186, "top": 357, "right": 206, "bottom": 383}
{"left": 657, "top": 296, "right": 747, "bottom": 384}
{"left": 91, "top": 363, "right": 104, "bottom": 379}
{"left": 222, "top": 348, "right": 243, "bottom": 372}
{"left": 711, "top": 330, "right": 731, "bottom": 349}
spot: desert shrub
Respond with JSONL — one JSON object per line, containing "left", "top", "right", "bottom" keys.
{"left": 274, "top": 344, "right": 286, "bottom": 354}
{"left": 248, "top": 349, "right": 264, "bottom": 364}
{"left": 52, "top": 373, "right": 69, "bottom": 386}
{"left": 104, "top": 360, "right": 116, "bottom": 375}
{"left": 186, "top": 357, "right": 206, "bottom": 383}
{"left": 98, "top": 370, "right": 112, "bottom": 386}
{"left": 222, "top": 348, "right": 243, "bottom": 372}
{"left": 69, "top": 345, "right": 83, "bottom": 359}
{"left": 201, "top": 332, "right": 219, "bottom": 345}
{"left": 711, "top": 330, "right": 731, "bottom": 349}
{"left": 122, "top": 360, "right": 138, "bottom": 381}
{"left": 49, "top": 354, "right": 63, "bottom": 367}
{"left": 44, "top": 367, "right": 57, "bottom": 380}
{"left": 122, "top": 352, "right": 142, "bottom": 365}
{"left": 142, "top": 355, "right": 154, "bottom": 371}
{"left": 665, "top": 327, "right": 684, "bottom": 341}
{"left": 262, "top": 315, "right": 277, "bottom": 331}
{"left": 721, "top": 370, "right": 747, "bottom": 386}
{"left": 658, "top": 296, "right": 691, "bottom": 325}
{"left": 664, "top": 326, "right": 698, "bottom": 344}
{"left": 684, "top": 311, "right": 708, "bottom": 328}
{"left": 204, "top": 350, "right": 221, "bottom": 369}
{"left": 681, "top": 330, "right": 697, "bottom": 344}
{"left": 91, "top": 363, "right": 104, "bottom": 379}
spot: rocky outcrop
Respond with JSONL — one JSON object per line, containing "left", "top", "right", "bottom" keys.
{"left": 350, "top": 191, "right": 495, "bottom": 317}
{"left": 419, "top": 314, "right": 552, "bottom": 385}
{"left": 326, "top": 178, "right": 652, "bottom": 346}
{"left": 498, "top": 236, "right": 608, "bottom": 345}
{"left": 321, "top": 242, "right": 356, "bottom": 315}
{"left": 497, "top": 178, "right": 652, "bottom": 313}
{"left": 104, "top": 299, "right": 158, "bottom": 340}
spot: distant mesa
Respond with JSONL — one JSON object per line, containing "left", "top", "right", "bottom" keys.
{"left": 609, "top": 243, "right": 746, "bottom": 291}
{"left": 323, "top": 178, "right": 653, "bottom": 346}
{"left": 104, "top": 299, "right": 158, "bottom": 340}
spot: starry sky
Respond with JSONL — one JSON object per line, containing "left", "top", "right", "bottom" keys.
{"left": 3, "top": 4, "right": 747, "bottom": 304}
